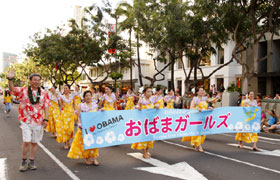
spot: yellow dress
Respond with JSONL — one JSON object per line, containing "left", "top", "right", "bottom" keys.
{"left": 46, "top": 97, "right": 60, "bottom": 133}
{"left": 68, "top": 103, "right": 99, "bottom": 159}
{"left": 182, "top": 97, "right": 208, "bottom": 147}
{"left": 235, "top": 100, "right": 258, "bottom": 143}
{"left": 131, "top": 97, "right": 155, "bottom": 150}
{"left": 165, "top": 95, "right": 175, "bottom": 109}
{"left": 154, "top": 95, "right": 164, "bottom": 109}
{"left": 74, "top": 95, "right": 81, "bottom": 122}
{"left": 56, "top": 95, "right": 75, "bottom": 143}
{"left": 125, "top": 95, "right": 135, "bottom": 110}
{"left": 103, "top": 94, "right": 116, "bottom": 111}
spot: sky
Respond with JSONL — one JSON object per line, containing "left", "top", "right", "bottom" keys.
{"left": 0, "top": 0, "right": 121, "bottom": 60}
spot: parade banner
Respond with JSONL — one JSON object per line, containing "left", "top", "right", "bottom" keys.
{"left": 81, "top": 107, "right": 261, "bottom": 150}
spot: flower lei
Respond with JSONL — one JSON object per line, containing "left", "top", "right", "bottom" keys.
{"left": 28, "top": 86, "right": 41, "bottom": 105}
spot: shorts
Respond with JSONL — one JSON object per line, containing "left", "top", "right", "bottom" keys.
{"left": 275, "top": 125, "right": 280, "bottom": 130}
{"left": 5, "top": 103, "right": 11, "bottom": 111}
{"left": 20, "top": 122, "right": 44, "bottom": 143}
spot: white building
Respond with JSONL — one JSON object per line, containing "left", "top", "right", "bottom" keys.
{"left": 155, "top": 41, "right": 243, "bottom": 96}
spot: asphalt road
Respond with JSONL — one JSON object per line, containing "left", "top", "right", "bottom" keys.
{"left": 1, "top": 101, "right": 280, "bottom": 180}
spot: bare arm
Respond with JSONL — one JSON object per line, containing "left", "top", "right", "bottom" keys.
{"left": 190, "top": 100, "right": 196, "bottom": 110}
{"left": 7, "top": 70, "right": 16, "bottom": 92}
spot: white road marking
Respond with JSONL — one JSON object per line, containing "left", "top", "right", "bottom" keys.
{"left": 38, "top": 142, "right": 80, "bottom": 180}
{"left": 220, "top": 134, "right": 279, "bottom": 145}
{"left": 162, "top": 140, "right": 280, "bottom": 174}
{"left": 0, "top": 158, "right": 7, "bottom": 180}
{"left": 227, "top": 143, "right": 266, "bottom": 151}
{"left": 228, "top": 143, "right": 280, "bottom": 157}
{"left": 258, "top": 136, "right": 280, "bottom": 142}
{"left": 128, "top": 152, "right": 207, "bottom": 180}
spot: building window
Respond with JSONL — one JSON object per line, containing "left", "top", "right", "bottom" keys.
{"left": 218, "top": 48, "right": 224, "bottom": 64}
{"left": 200, "top": 55, "right": 211, "bottom": 66}
{"left": 177, "top": 58, "right": 183, "bottom": 69}
{"left": 82, "top": 73, "right": 87, "bottom": 80}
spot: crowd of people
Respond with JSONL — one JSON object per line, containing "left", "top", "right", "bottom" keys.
{"left": 3, "top": 71, "right": 279, "bottom": 172}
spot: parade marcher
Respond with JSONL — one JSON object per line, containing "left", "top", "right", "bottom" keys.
{"left": 154, "top": 87, "right": 164, "bottom": 109}
{"left": 235, "top": 91, "right": 259, "bottom": 151}
{"left": 74, "top": 85, "right": 82, "bottom": 123}
{"left": 90, "top": 86, "right": 99, "bottom": 103}
{"left": 131, "top": 87, "right": 159, "bottom": 159}
{"left": 3, "top": 90, "right": 13, "bottom": 116}
{"left": 8, "top": 71, "right": 50, "bottom": 171}
{"left": 56, "top": 84, "right": 76, "bottom": 149}
{"left": 125, "top": 88, "right": 135, "bottom": 110}
{"left": 99, "top": 85, "right": 117, "bottom": 111}
{"left": 46, "top": 86, "right": 61, "bottom": 137}
{"left": 182, "top": 88, "right": 212, "bottom": 152}
{"left": 68, "top": 90, "right": 99, "bottom": 165}
{"left": 164, "top": 89, "right": 175, "bottom": 109}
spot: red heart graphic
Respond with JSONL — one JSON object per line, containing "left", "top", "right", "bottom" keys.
{"left": 89, "top": 125, "right": 95, "bottom": 132}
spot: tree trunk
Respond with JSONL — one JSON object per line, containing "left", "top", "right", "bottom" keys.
{"left": 136, "top": 30, "right": 143, "bottom": 86}
{"left": 242, "top": 75, "right": 249, "bottom": 94}
{"left": 170, "top": 55, "right": 175, "bottom": 91}
{"left": 129, "top": 28, "right": 133, "bottom": 89}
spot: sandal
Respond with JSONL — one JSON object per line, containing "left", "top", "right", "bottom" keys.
{"left": 93, "top": 159, "right": 99, "bottom": 166}
{"left": 237, "top": 145, "right": 244, "bottom": 149}
{"left": 143, "top": 153, "right": 150, "bottom": 159}
{"left": 252, "top": 147, "right": 259, "bottom": 151}
{"left": 198, "top": 146, "right": 204, "bottom": 152}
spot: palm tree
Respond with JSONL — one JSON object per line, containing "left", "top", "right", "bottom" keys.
{"left": 116, "top": 2, "right": 143, "bottom": 88}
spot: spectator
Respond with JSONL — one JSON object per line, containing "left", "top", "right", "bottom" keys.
{"left": 174, "top": 92, "right": 182, "bottom": 109}
{"left": 261, "top": 110, "right": 277, "bottom": 130}
{"left": 3, "top": 90, "right": 13, "bottom": 116}
{"left": 274, "top": 93, "right": 280, "bottom": 100}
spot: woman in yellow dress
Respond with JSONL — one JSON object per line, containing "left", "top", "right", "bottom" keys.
{"left": 182, "top": 88, "right": 211, "bottom": 152}
{"left": 153, "top": 87, "right": 164, "bottom": 109}
{"left": 164, "top": 89, "right": 175, "bottom": 109}
{"left": 99, "top": 85, "right": 117, "bottom": 111}
{"left": 131, "top": 87, "right": 159, "bottom": 159}
{"left": 90, "top": 87, "right": 99, "bottom": 103}
{"left": 74, "top": 85, "right": 82, "bottom": 123}
{"left": 68, "top": 90, "right": 99, "bottom": 165}
{"left": 125, "top": 88, "right": 135, "bottom": 110}
{"left": 57, "top": 85, "right": 76, "bottom": 149}
{"left": 235, "top": 91, "right": 259, "bottom": 151}
{"left": 46, "top": 87, "right": 60, "bottom": 137}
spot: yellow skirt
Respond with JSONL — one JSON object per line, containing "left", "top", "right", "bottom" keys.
{"left": 181, "top": 135, "right": 206, "bottom": 147}
{"left": 235, "top": 133, "right": 258, "bottom": 143}
{"left": 56, "top": 110, "right": 74, "bottom": 143}
{"left": 131, "top": 141, "right": 154, "bottom": 150}
{"left": 46, "top": 110, "right": 60, "bottom": 133}
{"left": 67, "top": 129, "right": 99, "bottom": 159}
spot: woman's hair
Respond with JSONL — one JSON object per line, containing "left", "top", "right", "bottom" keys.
{"left": 4, "top": 90, "right": 10, "bottom": 97}
{"left": 156, "top": 86, "right": 161, "bottom": 92}
{"left": 106, "top": 85, "right": 113, "bottom": 91}
{"left": 143, "top": 87, "right": 152, "bottom": 93}
{"left": 271, "top": 109, "right": 276, "bottom": 116}
{"left": 83, "top": 90, "right": 92, "bottom": 98}
{"left": 64, "top": 84, "right": 71, "bottom": 89}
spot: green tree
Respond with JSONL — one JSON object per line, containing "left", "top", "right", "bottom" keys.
{"left": 196, "top": 0, "right": 280, "bottom": 93}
